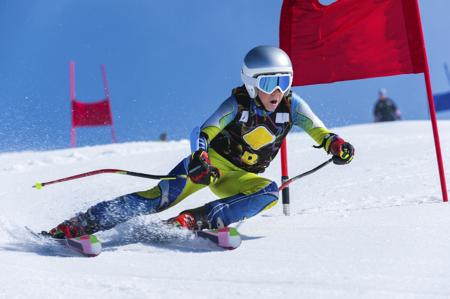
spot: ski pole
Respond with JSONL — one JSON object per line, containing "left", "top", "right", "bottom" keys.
{"left": 33, "top": 169, "right": 187, "bottom": 189}
{"left": 278, "top": 158, "right": 333, "bottom": 191}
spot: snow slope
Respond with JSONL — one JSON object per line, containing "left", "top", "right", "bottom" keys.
{"left": 1, "top": 121, "right": 450, "bottom": 299}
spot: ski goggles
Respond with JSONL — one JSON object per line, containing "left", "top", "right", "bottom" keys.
{"left": 254, "top": 74, "right": 293, "bottom": 94}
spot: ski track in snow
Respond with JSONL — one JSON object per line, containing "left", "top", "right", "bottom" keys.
{"left": 1, "top": 121, "right": 450, "bottom": 298}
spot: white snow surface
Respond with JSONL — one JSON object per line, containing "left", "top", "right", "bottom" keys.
{"left": 1, "top": 121, "right": 450, "bottom": 299}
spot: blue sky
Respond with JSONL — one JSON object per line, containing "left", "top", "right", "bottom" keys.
{"left": 0, "top": 0, "right": 449, "bottom": 152}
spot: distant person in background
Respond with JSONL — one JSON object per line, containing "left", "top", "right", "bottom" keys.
{"left": 159, "top": 132, "right": 168, "bottom": 141}
{"left": 373, "top": 88, "right": 401, "bottom": 122}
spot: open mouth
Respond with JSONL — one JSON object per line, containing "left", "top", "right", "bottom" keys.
{"left": 270, "top": 100, "right": 278, "bottom": 104}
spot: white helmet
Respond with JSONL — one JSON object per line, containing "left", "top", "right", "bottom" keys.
{"left": 241, "top": 45, "right": 293, "bottom": 98}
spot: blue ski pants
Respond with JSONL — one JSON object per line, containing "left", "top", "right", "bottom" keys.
{"left": 83, "top": 149, "right": 279, "bottom": 231}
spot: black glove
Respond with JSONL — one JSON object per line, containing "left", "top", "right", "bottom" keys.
{"left": 327, "top": 135, "right": 355, "bottom": 165}
{"left": 188, "top": 150, "right": 220, "bottom": 185}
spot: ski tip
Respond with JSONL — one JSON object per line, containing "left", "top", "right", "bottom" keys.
{"left": 196, "top": 227, "right": 242, "bottom": 250}
{"left": 217, "top": 227, "right": 241, "bottom": 250}
{"left": 65, "top": 234, "right": 102, "bottom": 257}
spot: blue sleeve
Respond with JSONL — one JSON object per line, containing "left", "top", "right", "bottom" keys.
{"left": 290, "top": 92, "right": 332, "bottom": 146}
{"left": 190, "top": 96, "right": 238, "bottom": 153}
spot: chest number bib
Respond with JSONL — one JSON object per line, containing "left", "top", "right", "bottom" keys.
{"left": 242, "top": 126, "right": 276, "bottom": 150}
{"left": 241, "top": 126, "right": 276, "bottom": 166}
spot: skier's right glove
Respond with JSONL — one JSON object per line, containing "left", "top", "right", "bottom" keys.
{"left": 327, "top": 135, "right": 355, "bottom": 165}
{"left": 188, "top": 149, "right": 220, "bottom": 185}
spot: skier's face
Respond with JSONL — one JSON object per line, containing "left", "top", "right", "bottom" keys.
{"left": 258, "top": 88, "right": 283, "bottom": 111}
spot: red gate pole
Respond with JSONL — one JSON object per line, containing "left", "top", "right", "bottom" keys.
{"left": 281, "top": 139, "right": 290, "bottom": 215}
{"left": 70, "top": 61, "right": 76, "bottom": 147}
{"left": 415, "top": 0, "right": 448, "bottom": 202}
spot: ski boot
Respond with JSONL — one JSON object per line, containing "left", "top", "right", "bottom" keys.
{"left": 166, "top": 206, "right": 217, "bottom": 231}
{"left": 167, "top": 212, "right": 198, "bottom": 230}
{"left": 44, "top": 213, "right": 95, "bottom": 239}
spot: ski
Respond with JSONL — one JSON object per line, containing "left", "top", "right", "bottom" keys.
{"left": 25, "top": 225, "right": 240, "bottom": 254}
{"left": 137, "top": 221, "right": 242, "bottom": 250}
{"left": 25, "top": 227, "right": 102, "bottom": 257}
{"left": 61, "top": 234, "right": 102, "bottom": 257}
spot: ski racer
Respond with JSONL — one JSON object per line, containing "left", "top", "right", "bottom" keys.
{"left": 46, "top": 45, "right": 355, "bottom": 238}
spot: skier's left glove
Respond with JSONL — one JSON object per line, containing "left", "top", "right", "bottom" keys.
{"left": 188, "top": 149, "right": 220, "bottom": 185}
{"left": 324, "top": 134, "right": 355, "bottom": 165}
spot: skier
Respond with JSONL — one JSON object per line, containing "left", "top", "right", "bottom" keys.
{"left": 46, "top": 45, "right": 354, "bottom": 238}
{"left": 373, "top": 88, "right": 401, "bottom": 122}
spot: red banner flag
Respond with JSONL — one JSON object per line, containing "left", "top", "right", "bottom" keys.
{"left": 280, "top": 0, "right": 426, "bottom": 86}
{"left": 72, "top": 99, "right": 113, "bottom": 127}
{"left": 279, "top": 0, "right": 448, "bottom": 203}
{"left": 69, "top": 61, "right": 116, "bottom": 147}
